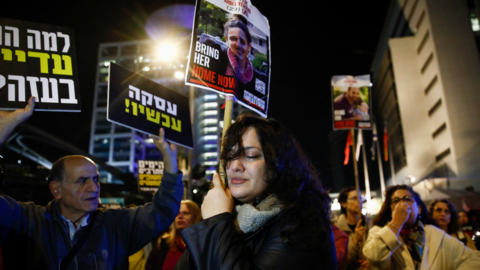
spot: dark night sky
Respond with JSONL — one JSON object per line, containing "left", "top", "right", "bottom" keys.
{"left": 0, "top": 0, "right": 390, "bottom": 191}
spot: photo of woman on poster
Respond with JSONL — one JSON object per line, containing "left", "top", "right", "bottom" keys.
{"left": 187, "top": 0, "right": 270, "bottom": 116}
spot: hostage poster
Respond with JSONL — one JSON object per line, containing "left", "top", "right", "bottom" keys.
{"left": 331, "top": 75, "right": 372, "bottom": 130}
{"left": 186, "top": 0, "right": 271, "bottom": 117}
{"left": 0, "top": 17, "right": 81, "bottom": 112}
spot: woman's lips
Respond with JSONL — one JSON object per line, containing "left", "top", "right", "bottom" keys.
{"left": 230, "top": 178, "right": 247, "bottom": 184}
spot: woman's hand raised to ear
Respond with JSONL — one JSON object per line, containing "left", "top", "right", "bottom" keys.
{"left": 201, "top": 173, "right": 234, "bottom": 219}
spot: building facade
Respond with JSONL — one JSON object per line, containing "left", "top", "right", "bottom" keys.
{"left": 371, "top": 0, "right": 480, "bottom": 192}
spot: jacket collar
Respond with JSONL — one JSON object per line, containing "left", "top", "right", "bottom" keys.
{"left": 336, "top": 214, "right": 353, "bottom": 233}
{"left": 45, "top": 199, "right": 64, "bottom": 223}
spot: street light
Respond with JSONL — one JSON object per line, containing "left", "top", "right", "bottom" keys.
{"left": 156, "top": 43, "right": 176, "bottom": 61}
{"left": 174, "top": 71, "right": 184, "bottom": 79}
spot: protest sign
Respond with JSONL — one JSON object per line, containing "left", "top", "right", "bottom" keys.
{"left": 0, "top": 17, "right": 80, "bottom": 111}
{"left": 138, "top": 160, "right": 164, "bottom": 193}
{"left": 331, "top": 75, "right": 372, "bottom": 130}
{"left": 100, "top": 197, "right": 125, "bottom": 209}
{"left": 107, "top": 63, "right": 193, "bottom": 148}
{"left": 186, "top": 0, "right": 271, "bottom": 117}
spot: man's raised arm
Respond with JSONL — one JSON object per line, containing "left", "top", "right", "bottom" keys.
{"left": 0, "top": 96, "right": 35, "bottom": 147}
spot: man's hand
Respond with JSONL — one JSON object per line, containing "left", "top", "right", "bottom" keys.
{"left": 0, "top": 96, "right": 35, "bottom": 147}
{"left": 154, "top": 128, "right": 177, "bottom": 174}
{"left": 358, "top": 259, "right": 370, "bottom": 270}
{"left": 353, "top": 218, "right": 366, "bottom": 244}
{"left": 201, "top": 173, "right": 233, "bottom": 219}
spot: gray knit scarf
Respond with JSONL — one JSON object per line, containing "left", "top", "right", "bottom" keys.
{"left": 235, "top": 194, "right": 283, "bottom": 234}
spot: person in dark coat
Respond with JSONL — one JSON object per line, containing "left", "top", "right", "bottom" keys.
{"left": 174, "top": 113, "right": 337, "bottom": 270}
{"left": 0, "top": 97, "right": 183, "bottom": 270}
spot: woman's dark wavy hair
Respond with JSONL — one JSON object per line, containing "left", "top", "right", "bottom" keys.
{"left": 373, "top": 185, "right": 436, "bottom": 227}
{"left": 428, "top": 199, "right": 460, "bottom": 234}
{"left": 220, "top": 112, "right": 332, "bottom": 245}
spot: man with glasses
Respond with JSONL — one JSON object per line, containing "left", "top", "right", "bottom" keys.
{"left": 336, "top": 187, "right": 371, "bottom": 270}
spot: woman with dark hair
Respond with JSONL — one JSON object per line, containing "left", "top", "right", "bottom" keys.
{"left": 429, "top": 199, "right": 477, "bottom": 250}
{"left": 146, "top": 200, "right": 202, "bottom": 270}
{"left": 174, "top": 113, "right": 336, "bottom": 269}
{"left": 336, "top": 187, "right": 371, "bottom": 270}
{"left": 363, "top": 185, "right": 480, "bottom": 270}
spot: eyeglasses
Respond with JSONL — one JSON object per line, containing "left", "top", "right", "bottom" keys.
{"left": 391, "top": 195, "right": 414, "bottom": 205}
{"left": 347, "top": 196, "right": 366, "bottom": 203}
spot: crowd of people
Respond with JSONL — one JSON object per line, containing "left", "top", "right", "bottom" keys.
{"left": 1, "top": 98, "right": 480, "bottom": 269}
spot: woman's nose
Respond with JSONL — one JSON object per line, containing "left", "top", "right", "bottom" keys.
{"left": 230, "top": 158, "right": 244, "bottom": 172}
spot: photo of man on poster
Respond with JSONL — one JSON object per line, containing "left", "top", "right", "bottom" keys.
{"left": 331, "top": 74, "right": 372, "bottom": 129}
{"left": 333, "top": 87, "right": 369, "bottom": 121}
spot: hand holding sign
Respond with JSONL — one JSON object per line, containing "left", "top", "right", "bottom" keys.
{"left": 0, "top": 96, "right": 35, "bottom": 146}
{"left": 154, "top": 128, "right": 178, "bottom": 174}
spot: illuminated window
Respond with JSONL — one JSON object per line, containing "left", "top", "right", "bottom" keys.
{"left": 203, "top": 161, "right": 218, "bottom": 166}
{"left": 204, "top": 126, "right": 218, "bottom": 133}
{"left": 203, "top": 119, "right": 218, "bottom": 125}
{"left": 202, "top": 152, "right": 218, "bottom": 158}
{"left": 204, "top": 110, "right": 218, "bottom": 116}
{"left": 202, "top": 135, "right": 218, "bottom": 141}
{"left": 204, "top": 144, "right": 217, "bottom": 149}
{"left": 204, "top": 102, "right": 218, "bottom": 109}
{"left": 204, "top": 94, "right": 218, "bottom": 101}
{"left": 472, "top": 13, "right": 480, "bottom": 31}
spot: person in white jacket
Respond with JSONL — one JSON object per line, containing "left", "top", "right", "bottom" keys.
{"left": 363, "top": 185, "right": 480, "bottom": 270}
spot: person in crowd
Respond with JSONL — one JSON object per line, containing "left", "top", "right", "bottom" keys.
{"left": 146, "top": 200, "right": 202, "bottom": 270}
{"left": 459, "top": 210, "right": 469, "bottom": 225}
{"left": 332, "top": 224, "right": 349, "bottom": 270}
{"left": 458, "top": 210, "right": 477, "bottom": 238}
{"left": 0, "top": 97, "right": 184, "bottom": 269}
{"left": 336, "top": 186, "right": 370, "bottom": 270}
{"left": 363, "top": 185, "right": 480, "bottom": 270}
{"left": 174, "top": 113, "right": 337, "bottom": 269}
{"left": 429, "top": 199, "right": 477, "bottom": 250}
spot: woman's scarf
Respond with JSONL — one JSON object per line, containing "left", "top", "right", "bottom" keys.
{"left": 399, "top": 221, "right": 426, "bottom": 270}
{"left": 235, "top": 194, "right": 283, "bottom": 234}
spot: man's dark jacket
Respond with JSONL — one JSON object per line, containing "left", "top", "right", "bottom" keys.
{"left": 0, "top": 171, "right": 183, "bottom": 270}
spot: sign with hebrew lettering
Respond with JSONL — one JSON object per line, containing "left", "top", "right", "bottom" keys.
{"left": 186, "top": 0, "right": 271, "bottom": 117}
{"left": 331, "top": 75, "right": 372, "bottom": 130}
{"left": 108, "top": 63, "right": 193, "bottom": 148}
{"left": 138, "top": 160, "right": 164, "bottom": 193}
{"left": 100, "top": 197, "right": 125, "bottom": 209}
{"left": 0, "top": 17, "right": 80, "bottom": 111}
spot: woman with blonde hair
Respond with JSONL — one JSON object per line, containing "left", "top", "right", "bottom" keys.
{"left": 146, "top": 200, "right": 201, "bottom": 270}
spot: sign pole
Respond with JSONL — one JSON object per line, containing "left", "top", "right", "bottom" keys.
{"left": 350, "top": 129, "right": 361, "bottom": 212}
{"left": 219, "top": 95, "right": 234, "bottom": 184}
{"left": 360, "top": 130, "right": 371, "bottom": 208}
{"left": 350, "top": 128, "right": 365, "bottom": 259}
